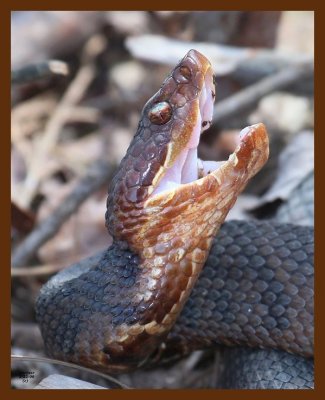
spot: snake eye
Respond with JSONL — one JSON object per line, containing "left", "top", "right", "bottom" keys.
{"left": 148, "top": 101, "right": 172, "bottom": 125}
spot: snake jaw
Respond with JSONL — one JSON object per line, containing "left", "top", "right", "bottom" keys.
{"left": 146, "top": 123, "right": 269, "bottom": 205}
{"left": 140, "top": 124, "right": 269, "bottom": 256}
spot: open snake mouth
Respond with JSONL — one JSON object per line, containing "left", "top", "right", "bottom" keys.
{"left": 106, "top": 49, "right": 268, "bottom": 242}
{"left": 149, "top": 67, "right": 266, "bottom": 201}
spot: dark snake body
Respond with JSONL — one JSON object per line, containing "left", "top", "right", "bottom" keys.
{"left": 170, "top": 221, "right": 313, "bottom": 357}
{"left": 162, "top": 221, "right": 314, "bottom": 389}
{"left": 36, "top": 221, "right": 314, "bottom": 388}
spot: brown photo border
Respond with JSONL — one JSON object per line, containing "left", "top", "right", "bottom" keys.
{"left": 3, "top": 2, "right": 322, "bottom": 399}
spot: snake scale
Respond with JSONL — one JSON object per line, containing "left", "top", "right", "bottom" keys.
{"left": 36, "top": 50, "right": 314, "bottom": 389}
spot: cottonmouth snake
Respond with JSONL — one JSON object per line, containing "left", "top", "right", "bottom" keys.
{"left": 36, "top": 50, "right": 314, "bottom": 389}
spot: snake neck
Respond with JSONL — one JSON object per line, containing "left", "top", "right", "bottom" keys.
{"left": 88, "top": 230, "right": 214, "bottom": 370}
{"left": 35, "top": 237, "right": 212, "bottom": 372}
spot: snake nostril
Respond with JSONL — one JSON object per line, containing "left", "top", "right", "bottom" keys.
{"left": 179, "top": 65, "right": 191, "bottom": 80}
{"left": 173, "top": 65, "right": 192, "bottom": 84}
{"left": 148, "top": 101, "right": 172, "bottom": 125}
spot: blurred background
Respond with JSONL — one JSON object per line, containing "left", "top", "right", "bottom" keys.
{"left": 11, "top": 11, "right": 314, "bottom": 389}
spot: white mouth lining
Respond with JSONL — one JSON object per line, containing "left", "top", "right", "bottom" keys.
{"left": 152, "top": 74, "right": 220, "bottom": 196}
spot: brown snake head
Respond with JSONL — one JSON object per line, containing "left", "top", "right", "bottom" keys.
{"left": 106, "top": 50, "right": 269, "bottom": 248}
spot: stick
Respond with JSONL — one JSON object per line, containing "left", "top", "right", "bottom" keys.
{"left": 11, "top": 60, "right": 69, "bottom": 85}
{"left": 126, "top": 34, "right": 312, "bottom": 77}
{"left": 11, "top": 160, "right": 115, "bottom": 268}
{"left": 213, "top": 61, "right": 314, "bottom": 125}
{"left": 11, "top": 264, "right": 63, "bottom": 277}
{"left": 19, "top": 34, "right": 107, "bottom": 208}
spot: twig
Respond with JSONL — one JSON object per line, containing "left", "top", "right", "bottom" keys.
{"left": 19, "top": 34, "right": 107, "bottom": 208}
{"left": 11, "top": 355, "right": 130, "bottom": 389}
{"left": 11, "top": 60, "right": 69, "bottom": 85}
{"left": 183, "top": 350, "right": 205, "bottom": 372}
{"left": 65, "top": 106, "right": 100, "bottom": 124}
{"left": 126, "top": 34, "right": 312, "bottom": 75}
{"left": 11, "top": 160, "right": 115, "bottom": 268}
{"left": 12, "top": 248, "right": 107, "bottom": 278}
{"left": 213, "top": 60, "right": 314, "bottom": 125}
{"left": 11, "top": 264, "right": 63, "bottom": 277}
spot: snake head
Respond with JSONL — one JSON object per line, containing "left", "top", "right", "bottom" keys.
{"left": 106, "top": 49, "right": 269, "bottom": 257}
